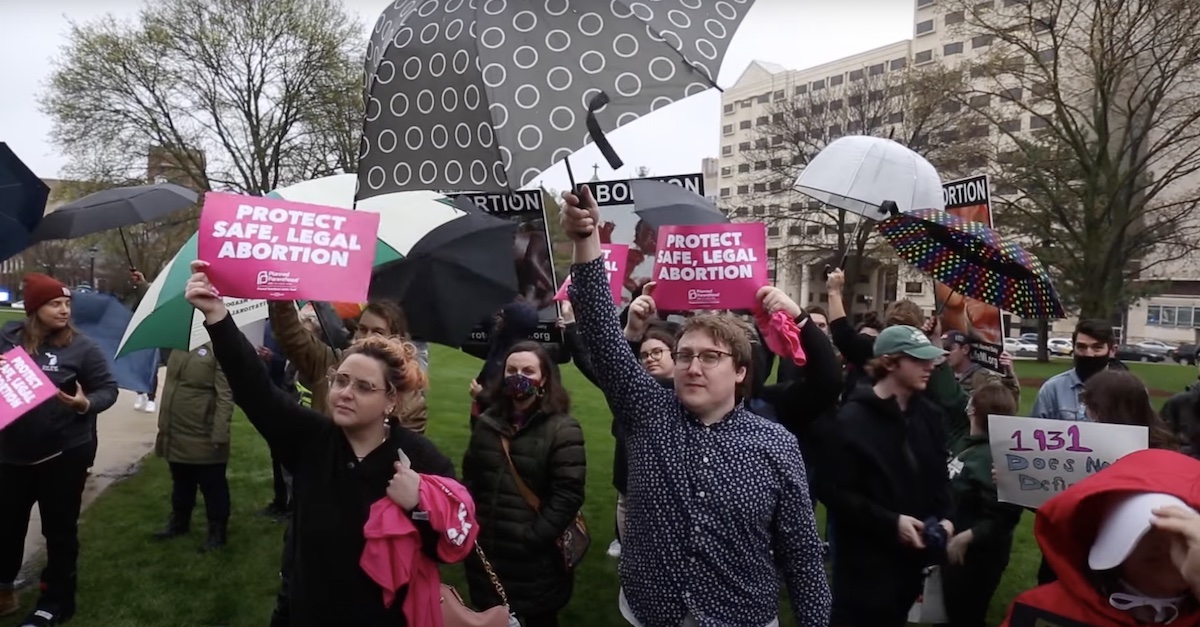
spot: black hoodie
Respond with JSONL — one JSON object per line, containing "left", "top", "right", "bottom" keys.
{"left": 817, "top": 382, "right": 954, "bottom": 622}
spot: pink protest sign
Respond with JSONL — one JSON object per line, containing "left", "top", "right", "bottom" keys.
{"left": 651, "top": 223, "right": 768, "bottom": 310}
{"left": 198, "top": 192, "right": 380, "bottom": 302}
{"left": 0, "top": 347, "right": 58, "bottom": 432}
{"left": 554, "top": 244, "right": 628, "bottom": 304}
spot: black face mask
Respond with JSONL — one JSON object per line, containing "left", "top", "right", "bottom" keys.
{"left": 1073, "top": 354, "right": 1110, "bottom": 382}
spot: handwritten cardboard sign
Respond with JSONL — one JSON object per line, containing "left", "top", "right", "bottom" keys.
{"left": 555, "top": 244, "right": 627, "bottom": 304}
{"left": 0, "top": 347, "right": 58, "bottom": 432}
{"left": 988, "top": 415, "right": 1148, "bottom": 509}
{"left": 198, "top": 192, "right": 380, "bottom": 302}
{"left": 650, "top": 223, "right": 767, "bottom": 310}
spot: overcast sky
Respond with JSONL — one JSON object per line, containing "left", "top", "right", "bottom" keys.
{"left": 0, "top": 0, "right": 914, "bottom": 190}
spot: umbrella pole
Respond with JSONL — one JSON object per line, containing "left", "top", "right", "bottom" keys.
{"left": 838, "top": 218, "right": 865, "bottom": 269}
{"left": 118, "top": 228, "right": 134, "bottom": 270}
{"left": 564, "top": 157, "right": 595, "bottom": 239}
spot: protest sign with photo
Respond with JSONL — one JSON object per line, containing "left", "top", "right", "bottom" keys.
{"left": 988, "top": 415, "right": 1149, "bottom": 509}
{"left": 938, "top": 175, "right": 1006, "bottom": 372}
{"left": 551, "top": 173, "right": 705, "bottom": 307}
{"left": 198, "top": 192, "right": 380, "bottom": 302}
{"left": 451, "top": 190, "right": 563, "bottom": 353}
{"left": 651, "top": 223, "right": 768, "bottom": 311}
{"left": 0, "top": 347, "right": 58, "bottom": 432}
{"left": 555, "top": 243, "right": 628, "bottom": 304}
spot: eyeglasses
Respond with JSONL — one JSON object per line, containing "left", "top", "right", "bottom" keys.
{"left": 639, "top": 347, "right": 668, "bottom": 362}
{"left": 326, "top": 370, "right": 388, "bottom": 395}
{"left": 673, "top": 350, "right": 732, "bottom": 369}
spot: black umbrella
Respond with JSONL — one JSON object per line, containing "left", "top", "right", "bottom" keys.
{"left": 631, "top": 178, "right": 730, "bottom": 228}
{"left": 357, "top": 1, "right": 759, "bottom": 199}
{"left": 368, "top": 211, "right": 518, "bottom": 347}
{"left": 31, "top": 183, "right": 199, "bottom": 266}
{"left": 0, "top": 143, "right": 50, "bottom": 262}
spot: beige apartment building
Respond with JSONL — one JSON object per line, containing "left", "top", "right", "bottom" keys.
{"left": 714, "top": 0, "right": 1200, "bottom": 347}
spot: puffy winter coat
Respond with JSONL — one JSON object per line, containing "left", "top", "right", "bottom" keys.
{"left": 461, "top": 405, "right": 586, "bottom": 616}
{"left": 154, "top": 343, "right": 235, "bottom": 464}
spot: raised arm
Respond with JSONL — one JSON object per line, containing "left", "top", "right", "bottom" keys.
{"left": 563, "top": 188, "right": 673, "bottom": 426}
{"left": 186, "top": 261, "right": 326, "bottom": 462}
{"left": 268, "top": 300, "right": 338, "bottom": 386}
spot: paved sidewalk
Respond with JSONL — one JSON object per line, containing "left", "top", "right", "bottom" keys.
{"left": 17, "top": 384, "right": 160, "bottom": 584}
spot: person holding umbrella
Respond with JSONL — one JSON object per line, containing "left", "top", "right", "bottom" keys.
{"left": 0, "top": 273, "right": 118, "bottom": 626}
{"left": 182, "top": 260, "right": 460, "bottom": 626}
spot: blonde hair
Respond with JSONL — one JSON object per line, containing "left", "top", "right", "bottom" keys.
{"left": 340, "top": 335, "right": 427, "bottom": 402}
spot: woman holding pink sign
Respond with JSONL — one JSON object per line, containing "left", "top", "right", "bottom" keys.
{"left": 182, "top": 261, "right": 464, "bottom": 627}
{"left": 0, "top": 273, "right": 117, "bottom": 627}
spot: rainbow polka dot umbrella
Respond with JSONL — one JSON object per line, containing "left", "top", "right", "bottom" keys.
{"left": 877, "top": 208, "right": 1065, "bottom": 319}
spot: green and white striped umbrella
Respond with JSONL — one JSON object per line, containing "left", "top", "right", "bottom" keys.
{"left": 116, "top": 233, "right": 270, "bottom": 356}
{"left": 266, "top": 173, "right": 468, "bottom": 261}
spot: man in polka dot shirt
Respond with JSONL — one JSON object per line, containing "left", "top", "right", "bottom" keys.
{"left": 562, "top": 187, "right": 831, "bottom": 627}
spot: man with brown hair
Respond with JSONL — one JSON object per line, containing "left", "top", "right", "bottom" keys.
{"left": 562, "top": 186, "right": 830, "bottom": 627}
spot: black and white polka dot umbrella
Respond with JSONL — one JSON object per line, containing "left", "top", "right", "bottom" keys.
{"left": 358, "top": 0, "right": 757, "bottom": 200}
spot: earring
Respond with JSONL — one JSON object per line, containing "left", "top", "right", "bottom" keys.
{"left": 387, "top": 406, "right": 395, "bottom": 414}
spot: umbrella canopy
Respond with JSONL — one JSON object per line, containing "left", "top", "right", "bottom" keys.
{"left": 0, "top": 142, "right": 50, "bottom": 261}
{"left": 369, "top": 212, "right": 518, "bottom": 347}
{"left": 71, "top": 290, "right": 159, "bottom": 393}
{"left": 266, "top": 173, "right": 470, "bottom": 260}
{"left": 631, "top": 178, "right": 730, "bottom": 228}
{"left": 795, "top": 135, "right": 944, "bottom": 219}
{"left": 31, "top": 183, "right": 198, "bottom": 242}
{"left": 117, "top": 233, "right": 269, "bottom": 356}
{"left": 876, "top": 208, "right": 1065, "bottom": 319}
{"left": 358, "top": 1, "right": 758, "bottom": 197}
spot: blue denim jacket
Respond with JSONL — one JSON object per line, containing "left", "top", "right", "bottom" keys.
{"left": 1031, "top": 369, "right": 1089, "bottom": 421}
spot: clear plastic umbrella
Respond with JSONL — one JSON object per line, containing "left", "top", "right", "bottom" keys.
{"left": 794, "top": 135, "right": 944, "bottom": 220}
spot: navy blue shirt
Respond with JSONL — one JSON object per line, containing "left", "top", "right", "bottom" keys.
{"left": 569, "top": 256, "right": 830, "bottom": 627}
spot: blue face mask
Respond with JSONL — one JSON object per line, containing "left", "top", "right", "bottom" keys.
{"left": 503, "top": 374, "right": 539, "bottom": 401}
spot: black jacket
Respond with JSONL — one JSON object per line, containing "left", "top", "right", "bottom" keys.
{"left": 1161, "top": 384, "right": 1200, "bottom": 457}
{"left": 462, "top": 406, "right": 586, "bottom": 615}
{"left": 818, "top": 383, "right": 954, "bottom": 621}
{"left": 0, "top": 321, "right": 118, "bottom": 465}
{"left": 205, "top": 314, "right": 456, "bottom": 627}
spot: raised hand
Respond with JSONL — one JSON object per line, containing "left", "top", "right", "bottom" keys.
{"left": 756, "top": 286, "right": 801, "bottom": 319}
{"left": 560, "top": 186, "right": 600, "bottom": 241}
{"left": 825, "top": 267, "right": 845, "bottom": 293}
{"left": 624, "top": 282, "right": 658, "bottom": 341}
{"left": 184, "top": 260, "right": 228, "bottom": 324}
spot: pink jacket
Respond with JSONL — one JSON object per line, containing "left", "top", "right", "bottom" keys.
{"left": 754, "top": 307, "right": 808, "bottom": 366}
{"left": 360, "top": 474, "right": 479, "bottom": 627}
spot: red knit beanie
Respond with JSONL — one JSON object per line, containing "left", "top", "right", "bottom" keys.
{"left": 23, "top": 273, "right": 71, "bottom": 315}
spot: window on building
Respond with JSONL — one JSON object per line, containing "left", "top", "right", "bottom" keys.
{"left": 722, "top": 124, "right": 733, "bottom": 135}
{"left": 848, "top": 94, "right": 863, "bottom": 107}
{"left": 1038, "top": 48, "right": 1057, "bottom": 62}
{"left": 772, "top": 113, "right": 784, "bottom": 124}
{"left": 1033, "top": 17, "right": 1055, "bottom": 33}
{"left": 888, "top": 111, "right": 905, "bottom": 124}
{"left": 970, "top": 94, "right": 991, "bottom": 107}
{"left": 754, "top": 138, "right": 768, "bottom": 149}
{"left": 915, "top": 50, "right": 934, "bottom": 64}
{"left": 1000, "top": 119, "right": 1022, "bottom": 132}
{"left": 738, "top": 141, "right": 751, "bottom": 151}
{"left": 806, "top": 225, "right": 822, "bottom": 236}
{"left": 719, "top": 187, "right": 731, "bottom": 197}
{"left": 720, "top": 166, "right": 732, "bottom": 177}
{"left": 945, "top": 10, "right": 965, "bottom": 25}
{"left": 789, "top": 202, "right": 804, "bottom": 212}
{"left": 754, "top": 161, "right": 768, "bottom": 171}
{"left": 868, "top": 89, "right": 885, "bottom": 102}
{"left": 970, "top": 65, "right": 988, "bottom": 79}
{"left": 972, "top": 35, "right": 994, "bottom": 49}
{"left": 891, "top": 58, "right": 908, "bottom": 71}
{"left": 829, "top": 98, "right": 844, "bottom": 111}
{"left": 812, "top": 79, "right": 826, "bottom": 91}
{"left": 768, "top": 180, "right": 783, "bottom": 191}
{"left": 752, "top": 205, "right": 766, "bottom": 215}
{"left": 789, "top": 225, "right": 805, "bottom": 236}
{"left": 849, "top": 69, "right": 865, "bottom": 81}
{"left": 942, "top": 100, "right": 963, "bottom": 113}
{"left": 739, "top": 120, "right": 752, "bottom": 130}
{"left": 772, "top": 135, "right": 784, "bottom": 146}
{"left": 737, "top": 185, "right": 749, "bottom": 194}
{"left": 967, "top": 124, "right": 988, "bottom": 138}
{"left": 916, "top": 19, "right": 935, "bottom": 35}
{"left": 756, "top": 93, "right": 771, "bottom": 104}
{"left": 735, "top": 206, "right": 748, "bottom": 217}
{"left": 773, "top": 90, "right": 785, "bottom": 101}
{"left": 939, "top": 129, "right": 960, "bottom": 143}
{"left": 753, "top": 183, "right": 766, "bottom": 193}
{"left": 738, "top": 163, "right": 751, "bottom": 173}
{"left": 740, "top": 99, "right": 752, "bottom": 108}
{"left": 1004, "top": 87, "right": 1024, "bottom": 102}
{"left": 795, "top": 84, "right": 808, "bottom": 95}
{"left": 723, "top": 103, "right": 734, "bottom": 115}
{"left": 721, "top": 145, "right": 733, "bottom": 156}
{"left": 1028, "top": 115, "right": 1050, "bottom": 130}
{"left": 917, "top": 0, "right": 934, "bottom": 6}
{"left": 905, "top": 282, "right": 925, "bottom": 294}
{"left": 830, "top": 74, "right": 844, "bottom": 86}
{"left": 768, "top": 226, "right": 780, "bottom": 237}
{"left": 828, "top": 124, "right": 842, "bottom": 137}
{"left": 756, "top": 116, "right": 769, "bottom": 126}
{"left": 869, "top": 63, "right": 885, "bottom": 76}
{"left": 944, "top": 42, "right": 964, "bottom": 55}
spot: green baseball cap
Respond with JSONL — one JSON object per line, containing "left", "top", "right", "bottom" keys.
{"left": 873, "top": 325, "right": 948, "bottom": 360}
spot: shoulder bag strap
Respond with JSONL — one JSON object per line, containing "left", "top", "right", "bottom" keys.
{"left": 499, "top": 436, "right": 542, "bottom": 511}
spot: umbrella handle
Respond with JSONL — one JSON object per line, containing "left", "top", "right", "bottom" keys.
{"left": 564, "top": 157, "right": 594, "bottom": 239}
{"left": 118, "top": 228, "right": 134, "bottom": 270}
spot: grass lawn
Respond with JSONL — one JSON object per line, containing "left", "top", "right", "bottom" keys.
{"left": 1, "top": 348, "right": 1192, "bottom": 627}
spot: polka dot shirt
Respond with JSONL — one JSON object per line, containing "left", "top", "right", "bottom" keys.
{"left": 569, "top": 257, "right": 831, "bottom": 627}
